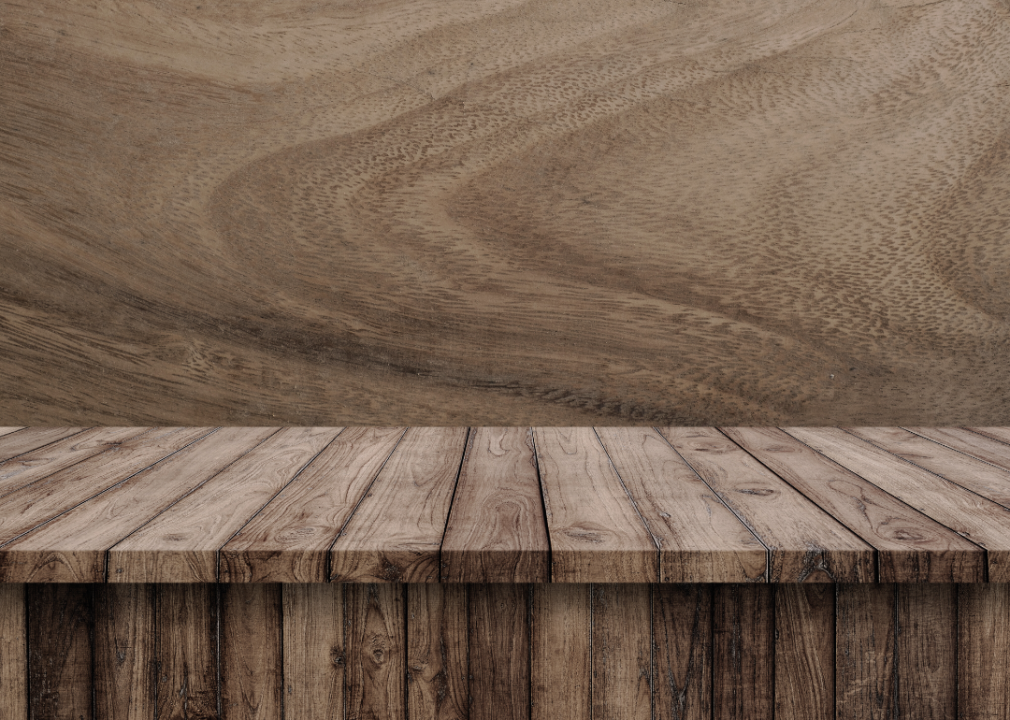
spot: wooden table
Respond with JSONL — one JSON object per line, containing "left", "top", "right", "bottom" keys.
{"left": 1, "top": 425, "right": 1009, "bottom": 718}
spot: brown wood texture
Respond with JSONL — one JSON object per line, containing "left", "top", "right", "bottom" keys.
{"left": 0, "top": 584, "right": 26, "bottom": 720}
{"left": 9, "top": 2, "right": 1010, "bottom": 428}
{"left": 958, "top": 583, "right": 1010, "bottom": 720}
{"left": 155, "top": 584, "right": 219, "bottom": 720}
{"left": 836, "top": 584, "right": 895, "bottom": 720}
{"left": 441, "top": 427, "right": 548, "bottom": 583}
{"left": 653, "top": 585, "right": 712, "bottom": 720}
{"left": 774, "top": 584, "right": 833, "bottom": 720}
{"left": 346, "top": 584, "right": 406, "bottom": 720}
{"left": 907, "top": 427, "right": 1010, "bottom": 472}
{"left": 221, "top": 584, "right": 283, "bottom": 720}
{"left": 470, "top": 584, "right": 531, "bottom": 720}
{"left": 725, "top": 426, "right": 984, "bottom": 583}
{"left": 407, "top": 584, "right": 468, "bottom": 720}
{"left": 592, "top": 584, "right": 652, "bottom": 720}
{"left": 532, "top": 583, "right": 591, "bottom": 720}
{"left": 712, "top": 584, "right": 773, "bottom": 720}
{"left": 28, "top": 584, "right": 93, "bottom": 720}
{"left": 94, "top": 584, "right": 156, "bottom": 720}
{"left": 0, "top": 429, "right": 88, "bottom": 464}
{"left": 283, "top": 584, "right": 345, "bottom": 720}
{"left": 898, "top": 584, "right": 956, "bottom": 720}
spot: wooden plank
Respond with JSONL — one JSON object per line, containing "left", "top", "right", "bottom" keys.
{"left": 959, "top": 583, "right": 1010, "bottom": 720}
{"left": 110, "top": 427, "right": 339, "bottom": 583}
{"left": 0, "top": 427, "right": 146, "bottom": 499}
{"left": 532, "top": 584, "right": 590, "bottom": 720}
{"left": 659, "top": 427, "right": 873, "bottom": 583}
{"left": 653, "top": 584, "right": 711, "bottom": 720}
{"left": 407, "top": 584, "right": 468, "bottom": 720}
{"left": 965, "top": 427, "right": 1010, "bottom": 446}
{"left": 470, "top": 584, "right": 530, "bottom": 720}
{"left": 775, "top": 584, "right": 833, "bottom": 720}
{"left": 0, "top": 584, "right": 27, "bottom": 720}
{"left": 0, "top": 428, "right": 88, "bottom": 464}
{"left": 897, "top": 584, "right": 955, "bottom": 720}
{"left": 346, "top": 584, "right": 405, "bottom": 720}
{"left": 283, "top": 584, "right": 345, "bottom": 720}
{"left": 28, "top": 584, "right": 93, "bottom": 720}
{"left": 836, "top": 584, "right": 894, "bottom": 720}
{"left": 592, "top": 584, "right": 651, "bottom": 720}
{"left": 786, "top": 427, "right": 1010, "bottom": 582}
{"left": 0, "top": 427, "right": 211, "bottom": 551}
{"left": 533, "top": 427, "right": 657, "bottom": 583}
{"left": 712, "top": 584, "right": 773, "bottom": 720}
{"left": 726, "top": 426, "right": 983, "bottom": 582}
{"left": 596, "top": 426, "right": 766, "bottom": 583}
{"left": 3, "top": 427, "right": 276, "bottom": 583}
{"left": 0, "top": 427, "right": 25, "bottom": 437}
{"left": 330, "top": 427, "right": 467, "bottom": 583}
{"left": 441, "top": 427, "right": 549, "bottom": 583}
{"left": 220, "top": 426, "right": 404, "bottom": 583}
{"left": 221, "top": 584, "right": 283, "bottom": 720}
{"left": 908, "top": 426, "right": 1010, "bottom": 472}
{"left": 94, "top": 584, "right": 156, "bottom": 720}
{"left": 155, "top": 584, "right": 218, "bottom": 720}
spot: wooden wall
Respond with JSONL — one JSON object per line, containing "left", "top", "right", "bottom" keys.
{"left": 3, "top": 582, "right": 1009, "bottom": 719}
{"left": 3, "top": 0, "right": 1010, "bottom": 426}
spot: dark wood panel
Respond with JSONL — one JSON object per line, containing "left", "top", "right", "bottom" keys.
{"left": 346, "top": 584, "right": 405, "bottom": 720}
{"left": 469, "top": 584, "right": 530, "bottom": 720}
{"left": 0, "top": 584, "right": 27, "bottom": 720}
{"left": 897, "top": 584, "right": 955, "bottom": 720}
{"left": 836, "top": 584, "right": 894, "bottom": 720}
{"left": 155, "top": 584, "right": 219, "bottom": 720}
{"left": 407, "top": 584, "right": 468, "bottom": 720}
{"left": 531, "top": 583, "right": 591, "bottom": 720}
{"left": 774, "top": 584, "right": 833, "bottom": 720}
{"left": 94, "top": 584, "right": 156, "bottom": 720}
{"left": 283, "top": 584, "right": 345, "bottom": 720}
{"left": 959, "top": 583, "right": 1010, "bottom": 720}
{"left": 28, "top": 584, "right": 93, "bottom": 720}
{"left": 654, "top": 584, "right": 711, "bottom": 720}
{"left": 221, "top": 584, "right": 283, "bottom": 720}
{"left": 592, "top": 584, "right": 651, "bottom": 720}
{"left": 712, "top": 584, "right": 773, "bottom": 720}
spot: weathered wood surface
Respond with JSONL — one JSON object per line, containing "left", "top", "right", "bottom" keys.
{"left": 5, "top": 1, "right": 1010, "bottom": 427}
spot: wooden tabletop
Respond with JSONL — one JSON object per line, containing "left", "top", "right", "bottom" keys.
{"left": 0, "top": 426, "right": 1008, "bottom": 584}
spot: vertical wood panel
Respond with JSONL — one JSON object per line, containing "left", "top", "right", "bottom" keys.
{"left": 775, "top": 584, "right": 833, "bottom": 720}
{"left": 221, "top": 584, "right": 282, "bottom": 720}
{"left": 959, "top": 583, "right": 1010, "bottom": 720}
{"left": 592, "top": 584, "right": 651, "bottom": 720}
{"left": 713, "top": 584, "right": 773, "bottom": 720}
{"left": 283, "top": 584, "right": 345, "bottom": 720}
{"left": 469, "top": 584, "right": 530, "bottom": 720}
{"left": 28, "top": 584, "right": 93, "bottom": 720}
{"left": 836, "top": 584, "right": 894, "bottom": 720}
{"left": 897, "top": 584, "right": 955, "bottom": 720}
{"left": 0, "top": 584, "right": 27, "bottom": 720}
{"left": 94, "top": 584, "right": 156, "bottom": 720}
{"left": 532, "top": 583, "right": 590, "bottom": 720}
{"left": 346, "top": 584, "right": 405, "bottom": 720}
{"left": 654, "top": 584, "right": 711, "bottom": 720}
{"left": 156, "top": 584, "right": 219, "bottom": 720}
{"left": 407, "top": 584, "right": 468, "bottom": 720}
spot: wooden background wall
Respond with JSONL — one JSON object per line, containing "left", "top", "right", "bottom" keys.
{"left": 3, "top": 0, "right": 1010, "bottom": 426}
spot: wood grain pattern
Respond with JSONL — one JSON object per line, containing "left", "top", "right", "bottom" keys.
{"left": 283, "top": 584, "right": 345, "bottom": 720}
{"left": 28, "top": 584, "right": 93, "bottom": 720}
{"left": 0, "top": 428, "right": 25, "bottom": 437}
{"left": 441, "top": 427, "right": 548, "bottom": 583}
{"left": 965, "top": 427, "right": 1010, "bottom": 446}
{"left": 110, "top": 427, "right": 337, "bottom": 583}
{"left": 596, "top": 426, "right": 766, "bottom": 583}
{"left": 330, "top": 427, "right": 467, "bottom": 583}
{"left": 10, "top": 1, "right": 1010, "bottom": 427}
{"left": 93, "top": 584, "right": 156, "bottom": 720}
{"left": 533, "top": 427, "right": 657, "bottom": 582}
{"left": 220, "top": 426, "right": 403, "bottom": 583}
{"left": 407, "top": 584, "right": 468, "bottom": 720}
{"left": 712, "top": 584, "right": 773, "bottom": 720}
{"left": 346, "top": 584, "right": 406, "bottom": 720}
{"left": 836, "top": 584, "right": 895, "bottom": 720}
{"left": 726, "top": 426, "right": 984, "bottom": 583}
{"left": 532, "top": 583, "right": 591, "bottom": 720}
{"left": 908, "top": 426, "right": 1010, "bottom": 472}
{"left": 959, "top": 583, "right": 1010, "bottom": 720}
{"left": 592, "top": 584, "right": 651, "bottom": 720}
{"left": 659, "top": 427, "right": 873, "bottom": 583}
{"left": 897, "top": 584, "right": 956, "bottom": 720}
{"left": 221, "top": 584, "right": 283, "bottom": 720}
{"left": 469, "top": 584, "right": 530, "bottom": 720}
{"left": 653, "top": 585, "right": 711, "bottom": 720}
{"left": 0, "top": 429, "right": 87, "bottom": 464}
{"left": 0, "top": 584, "right": 26, "bottom": 720}
{"left": 774, "top": 584, "right": 833, "bottom": 720}
{"left": 155, "top": 584, "right": 219, "bottom": 720}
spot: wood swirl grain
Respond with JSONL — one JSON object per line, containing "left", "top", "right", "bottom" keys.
{"left": 2, "top": 0, "right": 1010, "bottom": 425}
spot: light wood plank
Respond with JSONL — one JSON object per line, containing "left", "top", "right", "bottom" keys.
{"left": 94, "top": 584, "right": 156, "bottom": 720}
{"left": 441, "top": 427, "right": 549, "bottom": 583}
{"left": 283, "top": 584, "right": 345, "bottom": 720}
{"left": 2, "top": 427, "right": 276, "bottom": 582}
{"left": 28, "top": 584, "right": 92, "bottom": 720}
{"left": 726, "top": 426, "right": 983, "bottom": 582}
{"left": 470, "top": 584, "right": 530, "bottom": 720}
{"left": 155, "top": 584, "right": 218, "bottom": 720}
{"left": 0, "top": 584, "right": 26, "bottom": 720}
{"left": 221, "top": 584, "right": 283, "bottom": 720}
{"left": 596, "top": 426, "right": 766, "bottom": 583}
{"left": 330, "top": 427, "right": 468, "bottom": 583}
{"left": 654, "top": 585, "right": 711, "bottom": 720}
{"left": 966, "top": 427, "right": 1010, "bottom": 446}
{"left": 897, "top": 584, "right": 955, "bottom": 720}
{"left": 0, "top": 427, "right": 211, "bottom": 552}
{"left": 346, "top": 584, "right": 405, "bottom": 720}
{"left": 659, "top": 427, "right": 873, "bottom": 583}
{"left": 836, "top": 584, "right": 894, "bottom": 720}
{"left": 407, "top": 584, "right": 468, "bottom": 720}
{"left": 908, "top": 426, "right": 1010, "bottom": 472}
{"left": 533, "top": 427, "right": 657, "bottom": 583}
{"left": 786, "top": 427, "right": 1010, "bottom": 582}
{"left": 220, "top": 426, "right": 404, "bottom": 583}
{"left": 110, "top": 427, "right": 339, "bottom": 583}
{"left": 532, "top": 584, "right": 590, "bottom": 720}
{"left": 712, "top": 584, "right": 773, "bottom": 720}
{"left": 0, "top": 428, "right": 24, "bottom": 438}
{"left": 959, "top": 583, "right": 1010, "bottom": 720}
{"left": 0, "top": 428, "right": 88, "bottom": 464}
{"left": 592, "top": 584, "right": 651, "bottom": 720}
{"left": 0, "top": 427, "right": 147, "bottom": 499}
{"left": 775, "top": 585, "right": 833, "bottom": 720}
